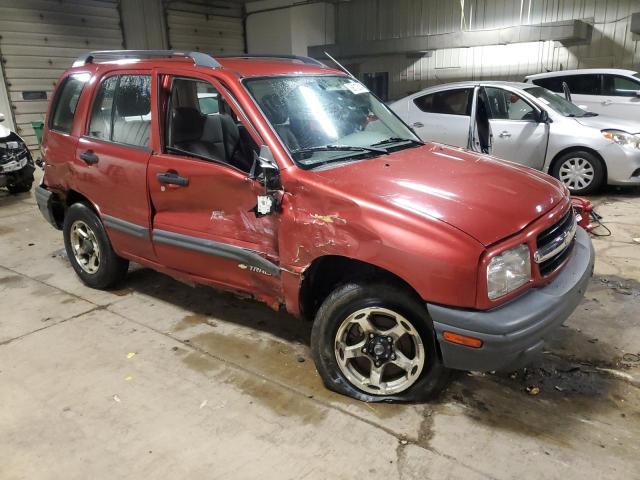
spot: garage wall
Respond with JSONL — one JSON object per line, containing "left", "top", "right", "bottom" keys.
{"left": 166, "top": 1, "right": 244, "bottom": 54}
{"left": 331, "top": 0, "right": 640, "bottom": 100}
{"left": 0, "top": 0, "right": 124, "bottom": 151}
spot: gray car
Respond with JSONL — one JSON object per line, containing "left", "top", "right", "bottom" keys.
{"left": 390, "top": 81, "right": 640, "bottom": 194}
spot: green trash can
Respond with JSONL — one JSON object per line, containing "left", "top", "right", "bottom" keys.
{"left": 31, "top": 120, "right": 45, "bottom": 145}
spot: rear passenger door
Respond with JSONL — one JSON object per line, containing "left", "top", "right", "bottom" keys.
{"left": 406, "top": 88, "right": 473, "bottom": 147}
{"left": 76, "top": 70, "right": 155, "bottom": 260}
{"left": 147, "top": 71, "right": 281, "bottom": 295}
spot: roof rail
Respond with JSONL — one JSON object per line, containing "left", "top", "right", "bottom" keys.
{"left": 217, "top": 54, "right": 326, "bottom": 67}
{"left": 72, "top": 50, "right": 221, "bottom": 68}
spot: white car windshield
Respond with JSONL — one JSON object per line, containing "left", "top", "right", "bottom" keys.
{"left": 244, "top": 75, "right": 421, "bottom": 168}
{"left": 524, "top": 86, "right": 595, "bottom": 118}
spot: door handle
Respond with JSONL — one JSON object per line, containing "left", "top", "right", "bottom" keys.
{"left": 498, "top": 131, "right": 512, "bottom": 138}
{"left": 602, "top": 100, "right": 613, "bottom": 105}
{"left": 157, "top": 172, "right": 189, "bottom": 187}
{"left": 412, "top": 122, "right": 424, "bottom": 128}
{"left": 79, "top": 150, "right": 99, "bottom": 165}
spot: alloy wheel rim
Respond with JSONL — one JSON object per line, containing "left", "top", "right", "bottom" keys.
{"left": 558, "top": 157, "right": 594, "bottom": 191}
{"left": 70, "top": 220, "right": 101, "bottom": 274}
{"left": 334, "top": 307, "right": 425, "bottom": 395}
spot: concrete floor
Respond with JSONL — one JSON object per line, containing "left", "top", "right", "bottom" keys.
{"left": 1, "top": 174, "right": 639, "bottom": 480}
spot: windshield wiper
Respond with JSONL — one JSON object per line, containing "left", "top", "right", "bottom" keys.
{"left": 291, "top": 144, "right": 388, "bottom": 156}
{"left": 371, "top": 137, "right": 424, "bottom": 147}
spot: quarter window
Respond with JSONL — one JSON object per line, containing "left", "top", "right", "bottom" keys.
{"left": 49, "top": 73, "right": 89, "bottom": 133}
{"left": 413, "top": 88, "right": 472, "bottom": 116}
{"left": 87, "top": 74, "right": 151, "bottom": 148}
{"left": 531, "top": 77, "right": 563, "bottom": 93}
{"left": 484, "top": 87, "right": 537, "bottom": 121}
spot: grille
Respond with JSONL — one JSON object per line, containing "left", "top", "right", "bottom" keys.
{"left": 536, "top": 208, "right": 576, "bottom": 276}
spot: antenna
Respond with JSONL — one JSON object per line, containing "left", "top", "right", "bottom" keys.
{"left": 324, "top": 51, "right": 357, "bottom": 79}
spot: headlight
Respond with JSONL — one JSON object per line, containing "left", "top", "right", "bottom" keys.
{"left": 602, "top": 130, "right": 640, "bottom": 149}
{"left": 487, "top": 244, "right": 531, "bottom": 300}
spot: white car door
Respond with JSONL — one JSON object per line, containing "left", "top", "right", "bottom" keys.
{"left": 483, "top": 86, "right": 549, "bottom": 170}
{"left": 600, "top": 74, "right": 640, "bottom": 120}
{"left": 405, "top": 88, "right": 473, "bottom": 148}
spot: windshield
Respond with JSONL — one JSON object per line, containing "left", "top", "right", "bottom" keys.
{"left": 634, "top": 72, "right": 640, "bottom": 81}
{"left": 524, "top": 85, "right": 592, "bottom": 117}
{"left": 244, "top": 75, "right": 420, "bottom": 168}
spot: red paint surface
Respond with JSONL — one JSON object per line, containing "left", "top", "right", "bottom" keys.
{"left": 42, "top": 57, "right": 571, "bottom": 315}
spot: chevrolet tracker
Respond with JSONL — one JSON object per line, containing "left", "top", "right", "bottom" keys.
{"left": 36, "top": 51, "right": 595, "bottom": 402}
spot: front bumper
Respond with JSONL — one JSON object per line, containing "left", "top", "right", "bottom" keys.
{"left": 427, "top": 227, "right": 594, "bottom": 372}
{"left": 600, "top": 142, "right": 640, "bottom": 186}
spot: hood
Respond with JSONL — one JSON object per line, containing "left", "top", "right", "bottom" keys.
{"left": 574, "top": 114, "right": 640, "bottom": 134}
{"left": 313, "top": 143, "right": 566, "bottom": 246}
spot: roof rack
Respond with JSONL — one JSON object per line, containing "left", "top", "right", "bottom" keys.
{"left": 217, "top": 54, "right": 326, "bottom": 67}
{"left": 72, "top": 50, "right": 221, "bottom": 68}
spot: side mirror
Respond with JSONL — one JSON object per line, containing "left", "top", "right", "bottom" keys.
{"left": 0, "top": 113, "right": 5, "bottom": 123}
{"left": 538, "top": 109, "right": 550, "bottom": 124}
{"left": 250, "top": 145, "right": 281, "bottom": 216}
{"left": 250, "top": 145, "right": 281, "bottom": 190}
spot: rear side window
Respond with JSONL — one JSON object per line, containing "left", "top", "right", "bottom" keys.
{"left": 563, "top": 75, "right": 601, "bottom": 95}
{"left": 49, "top": 73, "right": 89, "bottom": 133}
{"left": 413, "top": 88, "right": 472, "bottom": 116}
{"left": 602, "top": 75, "right": 640, "bottom": 97}
{"left": 87, "top": 74, "right": 151, "bottom": 148}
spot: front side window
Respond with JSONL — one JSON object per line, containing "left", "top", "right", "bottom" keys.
{"left": 165, "top": 77, "right": 256, "bottom": 172}
{"left": 484, "top": 87, "right": 537, "bottom": 121}
{"left": 602, "top": 75, "right": 640, "bottom": 97}
{"left": 49, "top": 73, "right": 89, "bottom": 133}
{"left": 413, "top": 88, "right": 472, "bottom": 116}
{"left": 87, "top": 74, "right": 151, "bottom": 148}
{"left": 244, "top": 75, "right": 420, "bottom": 168}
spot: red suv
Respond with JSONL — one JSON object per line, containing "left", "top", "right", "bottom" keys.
{"left": 36, "top": 51, "right": 594, "bottom": 402}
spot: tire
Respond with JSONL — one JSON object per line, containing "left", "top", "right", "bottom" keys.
{"left": 551, "top": 150, "right": 604, "bottom": 195}
{"left": 311, "top": 282, "right": 449, "bottom": 402}
{"left": 63, "top": 203, "right": 129, "bottom": 289}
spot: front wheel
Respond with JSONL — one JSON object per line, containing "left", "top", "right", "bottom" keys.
{"left": 63, "top": 203, "right": 129, "bottom": 289}
{"left": 551, "top": 150, "right": 604, "bottom": 195}
{"left": 311, "top": 282, "right": 449, "bottom": 402}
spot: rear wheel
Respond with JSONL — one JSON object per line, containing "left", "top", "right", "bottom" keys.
{"left": 311, "top": 282, "right": 449, "bottom": 402}
{"left": 551, "top": 150, "right": 604, "bottom": 195}
{"left": 63, "top": 203, "right": 129, "bottom": 289}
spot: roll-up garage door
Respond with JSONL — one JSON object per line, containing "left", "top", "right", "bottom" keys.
{"left": 0, "top": 0, "right": 123, "bottom": 152}
{"left": 166, "top": 2, "right": 244, "bottom": 56}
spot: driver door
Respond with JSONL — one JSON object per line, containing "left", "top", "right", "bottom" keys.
{"left": 147, "top": 70, "right": 281, "bottom": 294}
{"left": 482, "top": 86, "right": 549, "bottom": 170}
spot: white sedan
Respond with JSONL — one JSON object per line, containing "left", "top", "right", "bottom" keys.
{"left": 390, "top": 81, "right": 640, "bottom": 195}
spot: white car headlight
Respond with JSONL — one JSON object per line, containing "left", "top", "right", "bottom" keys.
{"left": 487, "top": 244, "right": 531, "bottom": 300}
{"left": 602, "top": 130, "right": 640, "bottom": 149}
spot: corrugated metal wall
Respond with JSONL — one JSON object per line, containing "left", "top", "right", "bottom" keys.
{"left": 335, "top": 0, "right": 640, "bottom": 100}
{"left": 166, "top": 1, "right": 244, "bottom": 54}
{"left": 0, "top": 0, "right": 123, "bottom": 150}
